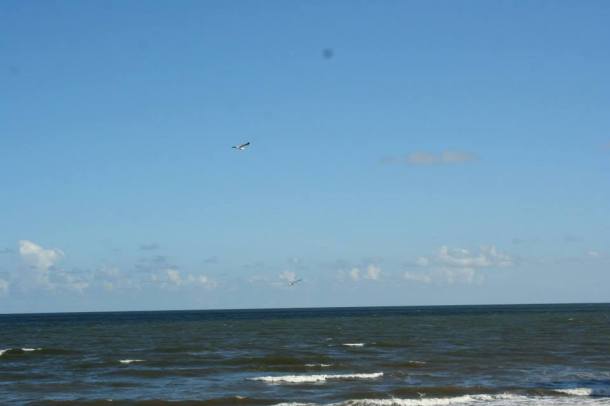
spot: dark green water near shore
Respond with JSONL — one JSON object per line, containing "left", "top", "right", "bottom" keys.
{"left": 1, "top": 304, "right": 609, "bottom": 405}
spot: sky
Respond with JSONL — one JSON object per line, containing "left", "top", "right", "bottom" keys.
{"left": 1, "top": 0, "right": 609, "bottom": 313}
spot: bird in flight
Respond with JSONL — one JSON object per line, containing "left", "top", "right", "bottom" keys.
{"left": 232, "top": 142, "right": 250, "bottom": 151}
{"left": 288, "top": 278, "right": 302, "bottom": 287}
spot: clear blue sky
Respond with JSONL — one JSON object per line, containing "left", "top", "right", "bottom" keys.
{"left": 1, "top": 0, "right": 609, "bottom": 313}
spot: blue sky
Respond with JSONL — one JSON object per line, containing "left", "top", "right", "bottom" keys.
{"left": 1, "top": 1, "right": 609, "bottom": 313}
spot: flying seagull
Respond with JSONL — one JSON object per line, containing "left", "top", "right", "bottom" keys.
{"left": 232, "top": 142, "right": 250, "bottom": 151}
{"left": 288, "top": 278, "right": 302, "bottom": 287}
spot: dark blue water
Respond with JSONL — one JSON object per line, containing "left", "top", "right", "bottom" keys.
{"left": 1, "top": 304, "right": 610, "bottom": 405}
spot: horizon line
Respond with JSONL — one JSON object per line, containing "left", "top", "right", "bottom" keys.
{"left": 1, "top": 301, "right": 608, "bottom": 317}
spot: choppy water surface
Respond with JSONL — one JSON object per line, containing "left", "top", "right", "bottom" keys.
{"left": 1, "top": 304, "right": 609, "bottom": 405}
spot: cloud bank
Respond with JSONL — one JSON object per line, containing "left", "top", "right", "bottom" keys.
{"left": 405, "top": 245, "right": 512, "bottom": 284}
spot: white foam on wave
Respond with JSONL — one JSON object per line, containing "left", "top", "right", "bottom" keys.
{"left": 555, "top": 387, "right": 610, "bottom": 397}
{"left": 274, "top": 403, "right": 316, "bottom": 406}
{"left": 119, "top": 359, "right": 144, "bottom": 364}
{"left": 305, "top": 363, "right": 333, "bottom": 368}
{"left": 274, "top": 393, "right": 610, "bottom": 406}
{"left": 343, "top": 343, "right": 365, "bottom": 347}
{"left": 337, "top": 395, "right": 517, "bottom": 406}
{"left": 251, "top": 372, "right": 383, "bottom": 384}
{"left": 0, "top": 347, "right": 42, "bottom": 356}
{"left": 555, "top": 388, "right": 594, "bottom": 396}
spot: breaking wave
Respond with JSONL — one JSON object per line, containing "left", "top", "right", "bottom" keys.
{"left": 250, "top": 372, "right": 383, "bottom": 384}
{"left": 0, "top": 348, "right": 42, "bottom": 357}
{"left": 119, "top": 359, "right": 144, "bottom": 364}
{"left": 554, "top": 387, "right": 610, "bottom": 397}
{"left": 273, "top": 393, "right": 610, "bottom": 405}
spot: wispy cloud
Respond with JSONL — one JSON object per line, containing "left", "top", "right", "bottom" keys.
{"left": 405, "top": 245, "right": 512, "bottom": 284}
{"left": 348, "top": 264, "right": 382, "bottom": 281}
{"left": 139, "top": 243, "right": 160, "bottom": 251}
{"left": 587, "top": 250, "right": 601, "bottom": 258}
{"left": 204, "top": 256, "right": 219, "bottom": 264}
{"left": 563, "top": 234, "right": 582, "bottom": 243}
{"left": 0, "top": 278, "right": 8, "bottom": 296}
{"left": 93, "top": 266, "right": 136, "bottom": 292}
{"left": 407, "top": 151, "right": 478, "bottom": 165}
{"left": 151, "top": 268, "right": 216, "bottom": 289}
{"left": 403, "top": 272, "right": 432, "bottom": 284}
{"left": 511, "top": 237, "right": 539, "bottom": 245}
{"left": 382, "top": 150, "right": 478, "bottom": 166}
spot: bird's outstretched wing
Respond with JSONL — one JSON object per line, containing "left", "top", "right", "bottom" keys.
{"left": 233, "top": 142, "right": 250, "bottom": 150}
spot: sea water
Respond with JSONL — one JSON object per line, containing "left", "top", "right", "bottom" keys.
{"left": 1, "top": 304, "right": 609, "bottom": 405}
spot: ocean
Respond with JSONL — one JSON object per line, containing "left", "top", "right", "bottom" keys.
{"left": 1, "top": 304, "right": 609, "bottom": 405}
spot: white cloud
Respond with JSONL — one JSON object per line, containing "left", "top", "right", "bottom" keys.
{"left": 348, "top": 264, "right": 381, "bottom": 282}
{"left": 406, "top": 245, "right": 512, "bottom": 284}
{"left": 152, "top": 268, "right": 216, "bottom": 289}
{"left": 403, "top": 271, "right": 432, "bottom": 284}
{"left": 587, "top": 250, "right": 601, "bottom": 258}
{"left": 186, "top": 274, "right": 215, "bottom": 288}
{"left": 94, "top": 266, "right": 139, "bottom": 292}
{"left": 52, "top": 271, "right": 89, "bottom": 293}
{"left": 0, "top": 279, "right": 8, "bottom": 296}
{"left": 19, "top": 240, "right": 64, "bottom": 270}
{"left": 406, "top": 150, "right": 477, "bottom": 166}
{"left": 16, "top": 240, "right": 70, "bottom": 291}
{"left": 166, "top": 269, "right": 182, "bottom": 285}
{"left": 365, "top": 264, "right": 381, "bottom": 280}
{"left": 435, "top": 245, "right": 512, "bottom": 269}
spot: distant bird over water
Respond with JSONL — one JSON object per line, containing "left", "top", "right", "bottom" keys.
{"left": 232, "top": 142, "right": 250, "bottom": 151}
{"left": 288, "top": 278, "right": 302, "bottom": 287}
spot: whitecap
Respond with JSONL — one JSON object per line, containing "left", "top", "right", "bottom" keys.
{"left": 0, "top": 347, "right": 42, "bottom": 356}
{"left": 274, "top": 393, "right": 610, "bottom": 406}
{"left": 305, "top": 363, "right": 333, "bottom": 368}
{"left": 332, "top": 395, "right": 502, "bottom": 405}
{"left": 251, "top": 372, "right": 383, "bottom": 384}
{"left": 340, "top": 393, "right": 610, "bottom": 405}
{"left": 337, "top": 394, "right": 538, "bottom": 405}
{"left": 119, "top": 359, "right": 144, "bottom": 364}
{"left": 554, "top": 387, "right": 610, "bottom": 396}
{"left": 274, "top": 403, "right": 316, "bottom": 406}
{"left": 343, "top": 343, "right": 365, "bottom": 347}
